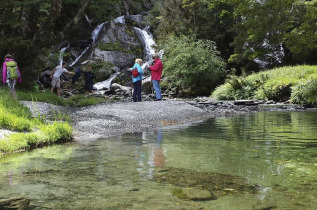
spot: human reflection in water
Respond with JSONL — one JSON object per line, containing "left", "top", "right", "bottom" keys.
{"left": 136, "top": 130, "right": 166, "bottom": 178}
{"left": 153, "top": 130, "right": 165, "bottom": 168}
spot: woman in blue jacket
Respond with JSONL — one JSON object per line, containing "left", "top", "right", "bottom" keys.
{"left": 130, "top": 58, "right": 143, "bottom": 102}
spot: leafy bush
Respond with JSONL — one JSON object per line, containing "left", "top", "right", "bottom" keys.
{"left": 161, "top": 34, "right": 227, "bottom": 96}
{"left": 90, "top": 61, "right": 114, "bottom": 82}
{"left": 212, "top": 65, "right": 317, "bottom": 103}
{"left": 211, "top": 83, "right": 235, "bottom": 100}
{"left": 291, "top": 79, "right": 317, "bottom": 104}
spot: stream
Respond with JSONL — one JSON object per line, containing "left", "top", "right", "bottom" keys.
{"left": 0, "top": 111, "right": 316, "bottom": 209}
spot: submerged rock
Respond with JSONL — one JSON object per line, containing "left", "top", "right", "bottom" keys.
{"left": 153, "top": 167, "right": 258, "bottom": 198}
{"left": 0, "top": 197, "right": 31, "bottom": 210}
{"left": 175, "top": 188, "right": 217, "bottom": 201}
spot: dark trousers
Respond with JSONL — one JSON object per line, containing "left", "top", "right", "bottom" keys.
{"left": 133, "top": 80, "right": 142, "bottom": 102}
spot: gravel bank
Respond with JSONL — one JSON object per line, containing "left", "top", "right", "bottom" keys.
{"left": 68, "top": 100, "right": 209, "bottom": 142}
{"left": 15, "top": 100, "right": 317, "bottom": 143}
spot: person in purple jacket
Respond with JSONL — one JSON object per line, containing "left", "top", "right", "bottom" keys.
{"left": 2, "top": 54, "right": 22, "bottom": 99}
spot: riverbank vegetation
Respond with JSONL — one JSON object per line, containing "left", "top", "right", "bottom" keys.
{"left": 161, "top": 35, "right": 226, "bottom": 96}
{"left": 17, "top": 91, "right": 111, "bottom": 107}
{"left": 212, "top": 65, "right": 317, "bottom": 104}
{"left": 1, "top": 1, "right": 316, "bottom": 94}
{"left": 0, "top": 90, "right": 72, "bottom": 157}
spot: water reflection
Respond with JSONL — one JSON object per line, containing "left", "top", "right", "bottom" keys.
{"left": 136, "top": 130, "right": 166, "bottom": 178}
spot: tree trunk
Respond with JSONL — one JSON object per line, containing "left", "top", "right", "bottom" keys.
{"left": 30, "top": 0, "right": 62, "bottom": 47}
{"left": 58, "top": 0, "right": 92, "bottom": 40}
{"left": 22, "top": 0, "right": 91, "bottom": 67}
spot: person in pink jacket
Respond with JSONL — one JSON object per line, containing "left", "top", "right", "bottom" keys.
{"left": 2, "top": 54, "right": 22, "bottom": 99}
{"left": 149, "top": 53, "right": 163, "bottom": 101}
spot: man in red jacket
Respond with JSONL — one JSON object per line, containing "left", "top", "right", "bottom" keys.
{"left": 149, "top": 53, "right": 163, "bottom": 101}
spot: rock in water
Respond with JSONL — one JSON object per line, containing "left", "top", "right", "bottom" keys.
{"left": 182, "top": 188, "right": 217, "bottom": 201}
{"left": 0, "top": 197, "right": 31, "bottom": 209}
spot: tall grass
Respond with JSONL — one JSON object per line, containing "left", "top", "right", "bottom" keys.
{"left": 0, "top": 89, "right": 73, "bottom": 156}
{"left": 212, "top": 65, "right": 317, "bottom": 104}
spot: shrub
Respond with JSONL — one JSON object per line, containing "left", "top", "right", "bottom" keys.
{"left": 212, "top": 65, "right": 317, "bottom": 103}
{"left": 161, "top": 34, "right": 227, "bottom": 96}
{"left": 212, "top": 83, "right": 235, "bottom": 100}
{"left": 291, "top": 79, "right": 317, "bottom": 104}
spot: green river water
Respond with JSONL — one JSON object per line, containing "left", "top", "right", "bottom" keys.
{"left": 0, "top": 111, "right": 316, "bottom": 209}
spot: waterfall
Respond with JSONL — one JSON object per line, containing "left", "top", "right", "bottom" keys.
{"left": 94, "top": 72, "right": 120, "bottom": 92}
{"left": 59, "top": 45, "right": 69, "bottom": 66}
{"left": 133, "top": 27, "right": 164, "bottom": 77}
{"left": 70, "top": 22, "right": 106, "bottom": 67}
{"left": 114, "top": 16, "right": 125, "bottom": 24}
{"left": 133, "top": 27, "right": 156, "bottom": 65}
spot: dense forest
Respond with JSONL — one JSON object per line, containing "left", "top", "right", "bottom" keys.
{"left": 1, "top": 0, "right": 316, "bottom": 92}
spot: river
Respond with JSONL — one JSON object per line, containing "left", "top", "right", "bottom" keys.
{"left": 0, "top": 111, "right": 316, "bottom": 209}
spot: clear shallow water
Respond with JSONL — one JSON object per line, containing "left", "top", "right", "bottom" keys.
{"left": 0, "top": 111, "right": 316, "bottom": 209}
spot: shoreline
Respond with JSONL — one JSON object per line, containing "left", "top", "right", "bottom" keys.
{"left": 1, "top": 100, "right": 316, "bottom": 145}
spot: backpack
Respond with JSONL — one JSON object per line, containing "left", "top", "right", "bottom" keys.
{"left": 131, "top": 68, "right": 140, "bottom": 78}
{"left": 6, "top": 61, "right": 19, "bottom": 80}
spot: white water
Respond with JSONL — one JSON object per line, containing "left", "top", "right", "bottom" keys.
{"left": 113, "top": 16, "right": 125, "bottom": 24}
{"left": 70, "top": 22, "right": 106, "bottom": 66}
{"left": 94, "top": 72, "right": 120, "bottom": 91}
{"left": 133, "top": 27, "right": 161, "bottom": 71}
{"left": 69, "top": 16, "right": 163, "bottom": 92}
{"left": 59, "top": 45, "right": 69, "bottom": 66}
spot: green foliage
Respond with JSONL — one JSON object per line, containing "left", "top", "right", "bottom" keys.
{"left": 291, "top": 79, "right": 317, "bottom": 104}
{"left": 284, "top": 1, "right": 317, "bottom": 61}
{"left": 211, "top": 83, "right": 235, "bottom": 100}
{"left": 150, "top": 0, "right": 317, "bottom": 74}
{"left": 0, "top": 90, "right": 32, "bottom": 118}
{"left": 161, "top": 34, "right": 226, "bottom": 96}
{"left": 17, "top": 91, "right": 111, "bottom": 107}
{"left": 18, "top": 91, "right": 68, "bottom": 106}
{"left": 0, "top": 122, "right": 72, "bottom": 154}
{"left": 0, "top": 110, "right": 32, "bottom": 132}
{"left": 212, "top": 65, "right": 317, "bottom": 103}
{"left": 91, "top": 61, "right": 114, "bottom": 82}
{"left": 0, "top": 90, "right": 73, "bottom": 156}
{"left": 67, "top": 95, "right": 112, "bottom": 107}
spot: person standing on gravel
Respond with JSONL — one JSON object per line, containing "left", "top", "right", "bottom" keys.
{"left": 149, "top": 53, "right": 163, "bottom": 101}
{"left": 130, "top": 58, "right": 144, "bottom": 102}
{"left": 2, "top": 54, "right": 22, "bottom": 99}
{"left": 50, "top": 62, "right": 75, "bottom": 96}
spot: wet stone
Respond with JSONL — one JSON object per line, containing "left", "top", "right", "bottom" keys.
{"left": 182, "top": 188, "right": 217, "bottom": 201}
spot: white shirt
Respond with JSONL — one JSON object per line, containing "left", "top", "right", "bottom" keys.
{"left": 53, "top": 65, "right": 68, "bottom": 78}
